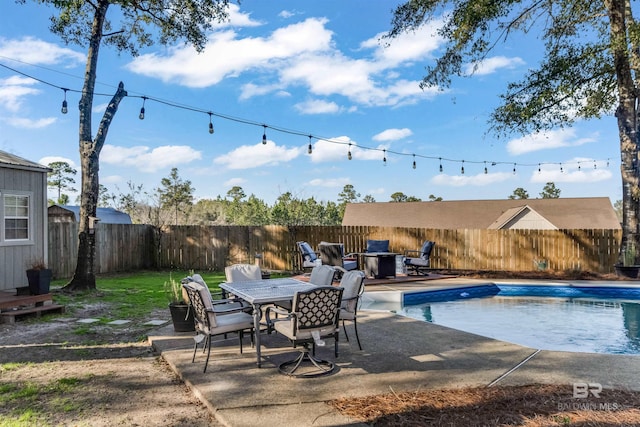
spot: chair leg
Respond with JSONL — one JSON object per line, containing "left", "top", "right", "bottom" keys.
{"left": 334, "top": 332, "right": 339, "bottom": 357}
{"left": 353, "top": 319, "right": 362, "bottom": 351}
{"left": 203, "top": 338, "right": 212, "bottom": 373}
{"left": 342, "top": 319, "right": 350, "bottom": 343}
{"left": 191, "top": 339, "right": 199, "bottom": 363}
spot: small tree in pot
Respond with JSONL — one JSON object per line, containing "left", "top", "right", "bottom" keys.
{"left": 26, "top": 259, "right": 52, "bottom": 295}
{"left": 165, "top": 273, "right": 195, "bottom": 332}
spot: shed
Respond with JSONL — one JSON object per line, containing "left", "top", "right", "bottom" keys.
{"left": 342, "top": 197, "right": 621, "bottom": 230}
{"left": 48, "top": 205, "right": 132, "bottom": 224}
{"left": 0, "top": 150, "right": 50, "bottom": 291}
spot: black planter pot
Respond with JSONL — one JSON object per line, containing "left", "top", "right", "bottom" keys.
{"left": 26, "top": 268, "right": 52, "bottom": 295}
{"left": 168, "top": 303, "right": 195, "bottom": 332}
{"left": 614, "top": 264, "right": 640, "bottom": 279}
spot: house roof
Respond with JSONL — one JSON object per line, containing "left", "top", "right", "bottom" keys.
{"left": 0, "top": 150, "right": 50, "bottom": 173}
{"left": 49, "top": 205, "right": 133, "bottom": 224}
{"left": 342, "top": 197, "right": 621, "bottom": 229}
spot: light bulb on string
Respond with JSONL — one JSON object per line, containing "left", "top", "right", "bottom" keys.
{"left": 383, "top": 149, "right": 387, "bottom": 166}
{"left": 208, "top": 112, "right": 214, "bottom": 134}
{"left": 560, "top": 163, "right": 563, "bottom": 173}
{"left": 538, "top": 163, "right": 541, "bottom": 173}
{"left": 139, "top": 96, "right": 147, "bottom": 120}
{"left": 484, "top": 161, "right": 488, "bottom": 174}
{"left": 513, "top": 163, "right": 516, "bottom": 175}
{"left": 607, "top": 159, "right": 610, "bottom": 167}
{"left": 594, "top": 161, "right": 597, "bottom": 169}
{"left": 461, "top": 160, "right": 465, "bottom": 175}
{"left": 578, "top": 162, "right": 581, "bottom": 171}
{"left": 439, "top": 158, "right": 443, "bottom": 173}
{"left": 262, "top": 125, "right": 267, "bottom": 145}
{"left": 61, "top": 88, "right": 68, "bottom": 114}
{"left": 412, "top": 154, "right": 416, "bottom": 170}
{"left": 347, "top": 143, "right": 352, "bottom": 160}
{"left": 307, "top": 135, "right": 313, "bottom": 154}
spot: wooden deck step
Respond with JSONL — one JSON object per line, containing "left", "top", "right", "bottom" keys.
{"left": 0, "top": 304, "right": 66, "bottom": 324}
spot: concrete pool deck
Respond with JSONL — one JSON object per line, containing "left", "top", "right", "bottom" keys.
{"left": 149, "top": 277, "right": 640, "bottom": 427}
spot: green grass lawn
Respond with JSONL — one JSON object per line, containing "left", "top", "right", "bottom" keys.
{"left": 50, "top": 270, "right": 228, "bottom": 321}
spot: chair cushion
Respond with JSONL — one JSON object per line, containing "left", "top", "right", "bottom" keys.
{"left": 189, "top": 277, "right": 214, "bottom": 310}
{"left": 210, "top": 311, "right": 253, "bottom": 335}
{"left": 309, "top": 265, "right": 335, "bottom": 286}
{"left": 366, "top": 239, "right": 389, "bottom": 253}
{"left": 273, "top": 319, "right": 338, "bottom": 341}
{"left": 406, "top": 257, "right": 430, "bottom": 267}
{"left": 298, "top": 241, "right": 318, "bottom": 262}
{"left": 343, "top": 259, "right": 358, "bottom": 271}
{"left": 420, "top": 241, "right": 435, "bottom": 258}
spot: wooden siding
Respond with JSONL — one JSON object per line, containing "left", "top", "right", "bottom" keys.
{"left": 46, "top": 225, "right": 622, "bottom": 280}
{"left": 0, "top": 167, "right": 48, "bottom": 290}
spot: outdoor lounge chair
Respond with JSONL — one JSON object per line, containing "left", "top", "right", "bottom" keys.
{"left": 182, "top": 281, "right": 254, "bottom": 373}
{"left": 297, "top": 241, "right": 321, "bottom": 271}
{"left": 404, "top": 240, "right": 435, "bottom": 275}
{"left": 318, "top": 241, "right": 358, "bottom": 275}
{"left": 338, "top": 270, "right": 366, "bottom": 350}
{"left": 265, "top": 286, "right": 343, "bottom": 377}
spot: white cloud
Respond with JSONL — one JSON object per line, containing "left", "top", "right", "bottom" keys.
{"left": 213, "top": 140, "right": 301, "bottom": 169}
{"left": 431, "top": 171, "right": 513, "bottom": 187}
{"left": 39, "top": 156, "right": 77, "bottom": 169}
{"left": 0, "top": 76, "right": 41, "bottom": 112}
{"left": 463, "top": 56, "right": 525, "bottom": 76}
{"left": 0, "top": 36, "right": 85, "bottom": 66}
{"left": 373, "top": 128, "right": 413, "bottom": 141}
{"left": 294, "top": 99, "right": 340, "bottom": 114}
{"left": 101, "top": 175, "right": 124, "bottom": 185}
{"left": 101, "top": 144, "right": 202, "bottom": 173}
{"left": 224, "top": 177, "right": 247, "bottom": 186}
{"left": 530, "top": 158, "right": 613, "bottom": 183}
{"left": 308, "top": 177, "right": 350, "bottom": 188}
{"left": 127, "top": 11, "right": 445, "bottom": 108}
{"left": 507, "top": 128, "right": 597, "bottom": 155}
{"left": 4, "top": 116, "right": 56, "bottom": 128}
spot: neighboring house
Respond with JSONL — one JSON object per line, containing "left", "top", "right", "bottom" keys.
{"left": 0, "top": 151, "right": 50, "bottom": 291}
{"left": 342, "top": 197, "right": 621, "bottom": 230}
{"left": 48, "top": 205, "right": 132, "bottom": 224}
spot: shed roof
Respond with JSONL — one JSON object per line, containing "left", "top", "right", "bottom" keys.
{"left": 49, "top": 205, "right": 133, "bottom": 224}
{"left": 342, "top": 197, "right": 620, "bottom": 229}
{"left": 0, "top": 150, "right": 50, "bottom": 173}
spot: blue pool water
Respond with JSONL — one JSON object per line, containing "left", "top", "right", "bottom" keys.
{"left": 365, "top": 283, "right": 640, "bottom": 355}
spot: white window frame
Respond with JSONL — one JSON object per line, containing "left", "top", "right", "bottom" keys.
{"left": 0, "top": 191, "right": 33, "bottom": 245}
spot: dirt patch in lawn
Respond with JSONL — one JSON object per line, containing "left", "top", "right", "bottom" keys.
{"left": 0, "top": 305, "right": 220, "bottom": 426}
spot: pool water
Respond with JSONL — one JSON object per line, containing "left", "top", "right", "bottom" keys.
{"left": 365, "top": 285, "right": 640, "bottom": 355}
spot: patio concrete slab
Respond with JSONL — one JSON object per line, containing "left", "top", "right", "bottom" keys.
{"left": 149, "top": 279, "right": 640, "bottom": 427}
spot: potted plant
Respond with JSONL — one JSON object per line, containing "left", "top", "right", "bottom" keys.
{"left": 26, "top": 259, "right": 52, "bottom": 295}
{"left": 615, "top": 242, "right": 640, "bottom": 279}
{"left": 165, "top": 273, "right": 195, "bottom": 332}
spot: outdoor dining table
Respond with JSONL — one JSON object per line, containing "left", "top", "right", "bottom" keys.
{"left": 219, "top": 277, "right": 317, "bottom": 367}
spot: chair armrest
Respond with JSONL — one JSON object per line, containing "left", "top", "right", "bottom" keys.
{"left": 265, "top": 306, "right": 292, "bottom": 326}
{"left": 206, "top": 306, "right": 249, "bottom": 315}
{"left": 404, "top": 250, "right": 421, "bottom": 256}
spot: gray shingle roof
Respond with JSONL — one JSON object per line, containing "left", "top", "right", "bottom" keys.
{"left": 0, "top": 150, "right": 50, "bottom": 172}
{"left": 342, "top": 197, "right": 621, "bottom": 229}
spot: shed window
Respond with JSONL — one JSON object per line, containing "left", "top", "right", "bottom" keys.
{"left": 4, "top": 194, "right": 30, "bottom": 240}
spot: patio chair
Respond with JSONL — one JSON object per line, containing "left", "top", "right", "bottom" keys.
{"left": 183, "top": 273, "right": 248, "bottom": 312}
{"left": 297, "top": 241, "right": 321, "bottom": 271}
{"left": 275, "top": 264, "right": 336, "bottom": 312}
{"left": 182, "top": 281, "right": 254, "bottom": 373}
{"left": 404, "top": 240, "right": 435, "bottom": 275}
{"left": 225, "top": 264, "right": 262, "bottom": 282}
{"left": 318, "top": 241, "right": 358, "bottom": 276}
{"left": 265, "top": 286, "right": 344, "bottom": 377}
{"left": 338, "top": 270, "right": 366, "bottom": 350}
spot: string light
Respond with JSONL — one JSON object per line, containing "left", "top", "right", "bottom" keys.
{"left": 484, "top": 161, "right": 488, "bottom": 174}
{"left": 61, "top": 88, "right": 68, "bottom": 114}
{"left": 513, "top": 163, "right": 516, "bottom": 175}
{"left": 0, "top": 62, "right": 615, "bottom": 173}
{"left": 383, "top": 149, "right": 387, "bottom": 166}
{"left": 139, "top": 96, "right": 147, "bottom": 120}
{"left": 307, "top": 135, "right": 313, "bottom": 154}
{"left": 461, "top": 160, "right": 465, "bottom": 175}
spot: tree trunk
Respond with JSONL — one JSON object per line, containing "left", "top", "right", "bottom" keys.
{"left": 64, "top": 1, "right": 127, "bottom": 291}
{"left": 606, "top": 0, "right": 640, "bottom": 264}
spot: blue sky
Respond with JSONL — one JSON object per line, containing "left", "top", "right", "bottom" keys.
{"left": 0, "top": 1, "right": 620, "bottom": 206}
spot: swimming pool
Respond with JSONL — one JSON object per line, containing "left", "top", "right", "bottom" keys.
{"left": 362, "top": 283, "right": 640, "bottom": 355}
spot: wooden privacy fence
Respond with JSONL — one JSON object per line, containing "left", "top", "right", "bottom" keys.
{"left": 48, "top": 224, "right": 622, "bottom": 279}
